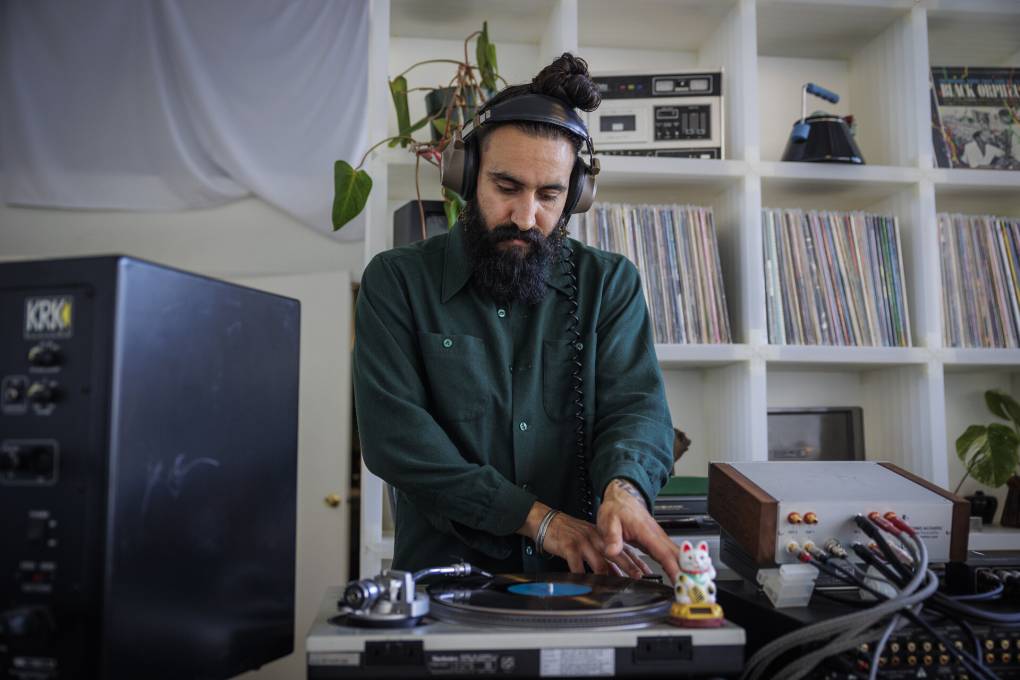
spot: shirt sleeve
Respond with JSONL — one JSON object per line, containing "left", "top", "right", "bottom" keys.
{"left": 588, "top": 255, "right": 675, "bottom": 510}
{"left": 353, "top": 254, "right": 536, "bottom": 555}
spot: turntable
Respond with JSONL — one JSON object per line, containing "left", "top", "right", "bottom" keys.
{"left": 306, "top": 566, "right": 745, "bottom": 678}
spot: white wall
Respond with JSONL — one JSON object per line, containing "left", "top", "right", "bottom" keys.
{"left": 0, "top": 198, "right": 365, "bottom": 277}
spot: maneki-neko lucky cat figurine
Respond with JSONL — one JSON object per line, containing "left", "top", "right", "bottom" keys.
{"left": 668, "top": 540, "right": 725, "bottom": 628}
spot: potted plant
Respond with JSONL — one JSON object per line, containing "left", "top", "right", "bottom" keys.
{"left": 331, "top": 22, "right": 503, "bottom": 237}
{"left": 955, "top": 389, "right": 1020, "bottom": 527}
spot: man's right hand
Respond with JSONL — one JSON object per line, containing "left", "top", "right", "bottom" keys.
{"left": 517, "top": 502, "right": 651, "bottom": 578}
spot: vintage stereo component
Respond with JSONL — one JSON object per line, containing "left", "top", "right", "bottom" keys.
{"left": 307, "top": 573, "right": 745, "bottom": 678}
{"left": 0, "top": 256, "right": 300, "bottom": 680}
{"left": 586, "top": 70, "right": 724, "bottom": 159}
{"left": 708, "top": 461, "right": 969, "bottom": 570}
{"left": 392, "top": 199, "right": 448, "bottom": 247}
{"left": 767, "top": 406, "right": 865, "bottom": 461}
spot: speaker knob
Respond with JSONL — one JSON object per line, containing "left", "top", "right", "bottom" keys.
{"left": 27, "top": 381, "right": 58, "bottom": 405}
{"left": 28, "top": 342, "right": 62, "bottom": 368}
{"left": 2, "top": 606, "right": 56, "bottom": 640}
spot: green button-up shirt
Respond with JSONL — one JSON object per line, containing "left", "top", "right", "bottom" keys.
{"left": 353, "top": 222, "right": 674, "bottom": 574}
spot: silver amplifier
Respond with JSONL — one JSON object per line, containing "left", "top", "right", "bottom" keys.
{"left": 587, "top": 70, "right": 724, "bottom": 159}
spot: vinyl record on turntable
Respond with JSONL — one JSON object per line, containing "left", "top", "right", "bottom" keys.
{"left": 426, "top": 572, "right": 673, "bottom": 628}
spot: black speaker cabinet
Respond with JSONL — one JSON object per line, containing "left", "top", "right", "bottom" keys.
{"left": 0, "top": 255, "right": 300, "bottom": 679}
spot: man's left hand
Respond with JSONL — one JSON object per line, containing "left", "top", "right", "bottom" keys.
{"left": 597, "top": 478, "right": 681, "bottom": 584}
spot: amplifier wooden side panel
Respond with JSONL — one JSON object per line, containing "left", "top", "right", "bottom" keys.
{"left": 879, "top": 462, "right": 970, "bottom": 562}
{"left": 708, "top": 463, "right": 779, "bottom": 564}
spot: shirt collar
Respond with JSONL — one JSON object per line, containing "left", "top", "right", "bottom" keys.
{"left": 441, "top": 222, "right": 572, "bottom": 303}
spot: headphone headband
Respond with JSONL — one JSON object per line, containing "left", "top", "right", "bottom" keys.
{"left": 441, "top": 93, "right": 599, "bottom": 215}
{"left": 464, "top": 94, "right": 592, "bottom": 146}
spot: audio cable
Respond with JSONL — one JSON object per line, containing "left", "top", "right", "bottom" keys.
{"left": 559, "top": 234, "right": 593, "bottom": 522}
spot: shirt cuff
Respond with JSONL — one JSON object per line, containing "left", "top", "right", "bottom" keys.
{"left": 480, "top": 482, "right": 538, "bottom": 536}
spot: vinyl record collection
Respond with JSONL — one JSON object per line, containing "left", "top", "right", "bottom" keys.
{"left": 762, "top": 209, "right": 912, "bottom": 347}
{"left": 939, "top": 212, "right": 1020, "bottom": 348}
{"left": 576, "top": 203, "right": 732, "bottom": 344}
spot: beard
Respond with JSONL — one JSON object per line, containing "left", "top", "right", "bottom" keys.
{"left": 460, "top": 199, "right": 567, "bottom": 306}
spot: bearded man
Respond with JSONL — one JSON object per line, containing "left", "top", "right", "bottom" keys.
{"left": 353, "top": 53, "right": 680, "bottom": 583}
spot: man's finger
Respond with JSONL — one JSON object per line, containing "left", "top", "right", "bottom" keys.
{"left": 623, "top": 544, "right": 654, "bottom": 575}
{"left": 584, "top": 547, "right": 610, "bottom": 575}
{"left": 599, "top": 515, "right": 624, "bottom": 557}
{"left": 634, "top": 524, "right": 680, "bottom": 583}
{"left": 607, "top": 550, "right": 644, "bottom": 579}
{"left": 566, "top": 553, "right": 585, "bottom": 574}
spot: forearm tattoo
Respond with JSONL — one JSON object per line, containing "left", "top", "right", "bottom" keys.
{"left": 610, "top": 478, "right": 645, "bottom": 505}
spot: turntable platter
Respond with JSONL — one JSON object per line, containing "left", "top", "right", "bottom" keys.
{"left": 426, "top": 572, "right": 673, "bottom": 628}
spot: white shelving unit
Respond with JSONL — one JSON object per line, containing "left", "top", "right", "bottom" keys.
{"left": 357, "top": 0, "right": 1020, "bottom": 576}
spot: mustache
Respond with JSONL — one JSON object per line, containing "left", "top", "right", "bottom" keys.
{"left": 484, "top": 225, "right": 544, "bottom": 246}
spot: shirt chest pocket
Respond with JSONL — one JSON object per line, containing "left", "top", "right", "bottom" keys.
{"left": 542, "top": 334, "right": 595, "bottom": 422}
{"left": 419, "top": 332, "right": 489, "bottom": 422}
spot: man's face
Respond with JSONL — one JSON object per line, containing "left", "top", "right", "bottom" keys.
{"left": 460, "top": 125, "right": 576, "bottom": 305}
{"left": 476, "top": 125, "right": 575, "bottom": 247}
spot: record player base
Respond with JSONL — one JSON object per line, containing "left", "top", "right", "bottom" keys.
{"left": 307, "top": 587, "right": 745, "bottom": 679}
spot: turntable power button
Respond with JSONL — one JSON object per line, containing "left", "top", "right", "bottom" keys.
{"left": 525, "top": 545, "right": 534, "bottom": 556}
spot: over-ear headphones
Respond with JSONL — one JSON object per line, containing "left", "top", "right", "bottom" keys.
{"left": 441, "top": 93, "right": 600, "bottom": 215}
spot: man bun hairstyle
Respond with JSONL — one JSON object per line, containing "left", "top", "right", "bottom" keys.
{"left": 476, "top": 52, "right": 600, "bottom": 154}
{"left": 530, "top": 53, "right": 601, "bottom": 113}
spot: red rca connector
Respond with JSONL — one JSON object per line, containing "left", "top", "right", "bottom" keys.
{"left": 804, "top": 512, "right": 818, "bottom": 524}
{"left": 870, "top": 514, "right": 902, "bottom": 537}
{"left": 885, "top": 514, "right": 916, "bottom": 537}
{"left": 788, "top": 512, "right": 803, "bottom": 524}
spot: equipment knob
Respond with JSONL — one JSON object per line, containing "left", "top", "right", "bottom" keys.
{"left": 342, "top": 579, "right": 382, "bottom": 611}
{"left": 2, "top": 606, "right": 56, "bottom": 641}
{"left": 27, "top": 381, "right": 58, "bottom": 405}
{"left": 28, "top": 343, "right": 62, "bottom": 368}
{"left": 0, "top": 445, "right": 18, "bottom": 472}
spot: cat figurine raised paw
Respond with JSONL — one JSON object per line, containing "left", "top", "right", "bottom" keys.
{"left": 668, "top": 540, "right": 725, "bottom": 628}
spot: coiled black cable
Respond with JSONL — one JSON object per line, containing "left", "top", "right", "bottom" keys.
{"left": 560, "top": 234, "right": 592, "bottom": 521}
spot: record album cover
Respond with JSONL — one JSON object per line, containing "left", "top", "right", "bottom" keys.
{"left": 930, "top": 66, "right": 1020, "bottom": 170}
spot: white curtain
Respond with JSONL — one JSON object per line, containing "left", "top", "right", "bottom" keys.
{"left": 1, "top": 0, "right": 368, "bottom": 240}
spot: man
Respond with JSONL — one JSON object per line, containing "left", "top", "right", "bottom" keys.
{"left": 961, "top": 128, "right": 1005, "bottom": 168}
{"left": 353, "top": 54, "right": 680, "bottom": 583}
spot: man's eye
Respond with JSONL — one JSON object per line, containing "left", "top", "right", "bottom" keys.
{"left": 540, "top": 193, "right": 559, "bottom": 202}
{"left": 498, "top": 185, "right": 517, "bottom": 194}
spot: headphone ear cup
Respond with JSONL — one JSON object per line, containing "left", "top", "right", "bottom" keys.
{"left": 440, "top": 132, "right": 467, "bottom": 197}
{"left": 460, "top": 136, "right": 479, "bottom": 200}
{"left": 565, "top": 158, "right": 597, "bottom": 215}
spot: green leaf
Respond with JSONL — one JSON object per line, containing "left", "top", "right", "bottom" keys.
{"left": 332, "top": 160, "right": 373, "bottom": 231}
{"left": 986, "top": 389, "right": 1020, "bottom": 426}
{"left": 487, "top": 41, "right": 499, "bottom": 77}
{"left": 977, "top": 423, "right": 1020, "bottom": 487}
{"left": 431, "top": 118, "right": 447, "bottom": 135}
{"left": 389, "top": 76, "right": 411, "bottom": 148}
{"left": 956, "top": 424, "right": 988, "bottom": 464}
{"left": 476, "top": 23, "right": 488, "bottom": 72}
{"left": 388, "top": 114, "right": 432, "bottom": 147}
{"left": 442, "top": 187, "right": 464, "bottom": 228}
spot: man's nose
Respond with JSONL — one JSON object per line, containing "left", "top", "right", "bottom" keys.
{"left": 510, "top": 194, "right": 539, "bottom": 231}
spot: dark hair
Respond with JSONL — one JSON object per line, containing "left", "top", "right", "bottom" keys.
{"left": 476, "top": 53, "right": 601, "bottom": 154}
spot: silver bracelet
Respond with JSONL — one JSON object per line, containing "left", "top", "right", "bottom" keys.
{"left": 535, "top": 509, "right": 560, "bottom": 557}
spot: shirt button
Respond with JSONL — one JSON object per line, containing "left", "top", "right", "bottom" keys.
{"left": 525, "top": 545, "right": 534, "bottom": 556}
{"left": 442, "top": 338, "right": 453, "bottom": 348}
{"left": 519, "top": 421, "right": 528, "bottom": 431}
{"left": 497, "top": 308, "right": 507, "bottom": 318}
